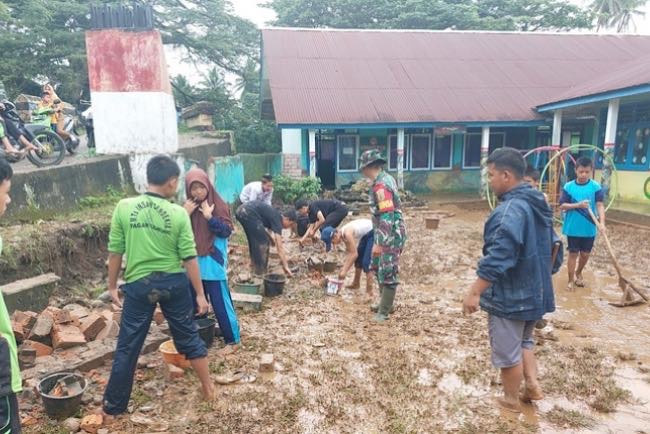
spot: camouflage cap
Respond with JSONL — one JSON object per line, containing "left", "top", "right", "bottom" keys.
{"left": 359, "top": 149, "right": 386, "bottom": 170}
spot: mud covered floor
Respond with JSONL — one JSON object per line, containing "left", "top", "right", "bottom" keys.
{"left": 24, "top": 204, "right": 650, "bottom": 434}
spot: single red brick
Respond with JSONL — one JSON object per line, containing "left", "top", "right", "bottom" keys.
{"left": 80, "top": 314, "right": 107, "bottom": 341}
{"left": 51, "top": 324, "right": 86, "bottom": 350}
{"left": 21, "top": 340, "right": 53, "bottom": 357}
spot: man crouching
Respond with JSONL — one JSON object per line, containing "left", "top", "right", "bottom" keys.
{"left": 462, "top": 147, "right": 555, "bottom": 413}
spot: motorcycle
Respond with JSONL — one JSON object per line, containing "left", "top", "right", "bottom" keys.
{"left": 33, "top": 99, "right": 80, "bottom": 155}
{"left": 78, "top": 99, "right": 94, "bottom": 150}
{"left": 0, "top": 101, "right": 66, "bottom": 167}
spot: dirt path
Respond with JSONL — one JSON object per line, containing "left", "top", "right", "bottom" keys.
{"left": 22, "top": 204, "right": 650, "bottom": 433}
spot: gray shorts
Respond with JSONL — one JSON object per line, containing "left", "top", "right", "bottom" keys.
{"left": 488, "top": 314, "right": 536, "bottom": 369}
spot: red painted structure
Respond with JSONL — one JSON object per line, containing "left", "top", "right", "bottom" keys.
{"left": 86, "top": 29, "right": 172, "bottom": 94}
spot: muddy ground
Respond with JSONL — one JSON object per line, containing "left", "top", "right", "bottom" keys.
{"left": 16, "top": 202, "right": 650, "bottom": 434}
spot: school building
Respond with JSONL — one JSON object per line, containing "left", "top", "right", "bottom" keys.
{"left": 260, "top": 28, "right": 650, "bottom": 207}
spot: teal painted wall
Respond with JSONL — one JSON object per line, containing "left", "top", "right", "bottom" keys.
{"left": 213, "top": 156, "right": 245, "bottom": 204}
{"left": 212, "top": 153, "right": 282, "bottom": 203}
{"left": 239, "top": 153, "right": 283, "bottom": 184}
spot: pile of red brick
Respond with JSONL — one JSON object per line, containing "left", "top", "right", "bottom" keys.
{"left": 11, "top": 304, "right": 123, "bottom": 368}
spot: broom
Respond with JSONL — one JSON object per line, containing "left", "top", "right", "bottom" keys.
{"left": 587, "top": 207, "right": 649, "bottom": 307}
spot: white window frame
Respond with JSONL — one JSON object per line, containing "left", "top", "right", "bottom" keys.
{"left": 463, "top": 133, "right": 482, "bottom": 169}
{"left": 432, "top": 134, "right": 453, "bottom": 170}
{"left": 388, "top": 134, "right": 409, "bottom": 171}
{"left": 409, "top": 133, "right": 432, "bottom": 171}
{"left": 336, "top": 134, "right": 360, "bottom": 172}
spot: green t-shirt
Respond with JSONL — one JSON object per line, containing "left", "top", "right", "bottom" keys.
{"left": 108, "top": 193, "right": 198, "bottom": 282}
{"left": 0, "top": 237, "right": 22, "bottom": 396}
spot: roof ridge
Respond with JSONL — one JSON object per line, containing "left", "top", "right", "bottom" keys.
{"left": 261, "top": 27, "right": 650, "bottom": 37}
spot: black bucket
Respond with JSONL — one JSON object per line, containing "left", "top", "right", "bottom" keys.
{"left": 263, "top": 273, "right": 286, "bottom": 297}
{"left": 197, "top": 317, "right": 216, "bottom": 348}
{"left": 38, "top": 372, "right": 87, "bottom": 420}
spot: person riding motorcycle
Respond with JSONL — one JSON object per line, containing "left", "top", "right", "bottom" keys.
{"left": 37, "top": 84, "right": 70, "bottom": 142}
{"left": 0, "top": 102, "right": 39, "bottom": 155}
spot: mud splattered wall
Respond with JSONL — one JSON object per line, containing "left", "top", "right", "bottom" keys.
{"left": 85, "top": 29, "right": 178, "bottom": 155}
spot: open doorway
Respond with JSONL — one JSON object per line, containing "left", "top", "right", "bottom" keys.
{"left": 317, "top": 132, "right": 336, "bottom": 189}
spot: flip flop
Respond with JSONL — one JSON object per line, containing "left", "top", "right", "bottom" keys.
{"left": 215, "top": 371, "right": 244, "bottom": 385}
{"left": 214, "top": 371, "right": 257, "bottom": 385}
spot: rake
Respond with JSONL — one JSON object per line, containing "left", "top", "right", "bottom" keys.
{"left": 587, "top": 208, "right": 649, "bottom": 307}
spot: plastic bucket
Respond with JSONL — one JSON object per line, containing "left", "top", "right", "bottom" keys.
{"left": 233, "top": 279, "right": 262, "bottom": 295}
{"left": 326, "top": 278, "right": 343, "bottom": 296}
{"left": 196, "top": 317, "right": 216, "bottom": 348}
{"left": 263, "top": 273, "right": 286, "bottom": 297}
{"left": 159, "top": 340, "right": 191, "bottom": 368}
{"left": 38, "top": 372, "right": 87, "bottom": 420}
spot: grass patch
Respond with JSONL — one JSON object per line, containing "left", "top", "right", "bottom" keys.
{"left": 130, "top": 386, "right": 152, "bottom": 407}
{"left": 545, "top": 406, "right": 596, "bottom": 429}
{"left": 23, "top": 421, "right": 68, "bottom": 434}
{"left": 79, "top": 186, "right": 127, "bottom": 209}
{"left": 542, "top": 345, "right": 631, "bottom": 413}
{"left": 279, "top": 389, "right": 307, "bottom": 426}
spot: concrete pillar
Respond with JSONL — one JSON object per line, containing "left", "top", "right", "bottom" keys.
{"left": 601, "top": 98, "right": 620, "bottom": 199}
{"left": 308, "top": 129, "right": 316, "bottom": 178}
{"left": 397, "top": 128, "right": 405, "bottom": 190}
{"left": 281, "top": 128, "right": 302, "bottom": 178}
{"left": 552, "top": 110, "right": 563, "bottom": 146}
{"left": 86, "top": 29, "right": 177, "bottom": 155}
{"left": 479, "top": 126, "right": 490, "bottom": 198}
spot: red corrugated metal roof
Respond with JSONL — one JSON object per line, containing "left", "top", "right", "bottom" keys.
{"left": 261, "top": 29, "right": 650, "bottom": 125}
{"left": 540, "top": 54, "right": 650, "bottom": 105}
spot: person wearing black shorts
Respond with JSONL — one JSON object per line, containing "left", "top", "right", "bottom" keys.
{"left": 296, "top": 199, "right": 348, "bottom": 247}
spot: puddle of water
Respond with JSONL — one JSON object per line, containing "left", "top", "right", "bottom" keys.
{"left": 550, "top": 267, "right": 650, "bottom": 363}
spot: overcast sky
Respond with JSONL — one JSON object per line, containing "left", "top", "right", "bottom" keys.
{"left": 167, "top": 0, "right": 650, "bottom": 84}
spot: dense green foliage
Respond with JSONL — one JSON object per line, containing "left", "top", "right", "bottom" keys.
{"left": 273, "top": 175, "right": 322, "bottom": 205}
{"left": 265, "top": 0, "right": 595, "bottom": 31}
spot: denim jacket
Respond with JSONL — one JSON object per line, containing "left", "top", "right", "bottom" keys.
{"left": 478, "top": 183, "right": 555, "bottom": 321}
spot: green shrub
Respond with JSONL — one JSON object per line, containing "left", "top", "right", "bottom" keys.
{"left": 273, "top": 175, "right": 321, "bottom": 205}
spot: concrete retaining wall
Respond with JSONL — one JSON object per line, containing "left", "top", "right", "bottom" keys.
{"left": 5, "top": 139, "right": 231, "bottom": 222}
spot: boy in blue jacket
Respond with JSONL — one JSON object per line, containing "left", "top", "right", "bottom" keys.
{"left": 463, "top": 147, "right": 555, "bottom": 413}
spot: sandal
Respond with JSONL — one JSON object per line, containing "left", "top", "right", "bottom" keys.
{"left": 214, "top": 371, "right": 257, "bottom": 385}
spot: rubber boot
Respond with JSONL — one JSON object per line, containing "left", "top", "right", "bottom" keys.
{"left": 374, "top": 285, "right": 396, "bottom": 322}
{"left": 370, "top": 285, "right": 383, "bottom": 313}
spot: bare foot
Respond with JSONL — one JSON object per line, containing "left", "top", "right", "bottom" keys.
{"left": 566, "top": 282, "right": 575, "bottom": 291}
{"left": 575, "top": 275, "right": 586, "bottom": 287}
{"left": 202, "top": 384, "right": 216, "bottom": 401}
{"left": 520, "top": 383, "right": 544, "bottom": 402}
{"left": 346, "top": 283, "right": 360, "bottom": 290}
{"left": 495, "top": 396, "right": 522, "bottom": 413}
{"left": 216, "top": 344, "right": 238, "bottom": 357}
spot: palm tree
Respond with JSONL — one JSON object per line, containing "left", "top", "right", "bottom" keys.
{"left": 591, "top": 0, "right": 647, "bottom": 32}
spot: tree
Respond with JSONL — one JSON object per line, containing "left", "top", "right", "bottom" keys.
{"left": 265, "top": 0, "right": 594, "bottom": 32}
{"left": 591, "top": 0, "right": 646, "bottom": 32}
{"left": 0, "top": 0, "right": 258, "bottom": 100}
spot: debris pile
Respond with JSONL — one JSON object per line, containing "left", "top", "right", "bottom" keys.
{"left": 12, "top": 303, "right": 167, "bottom": 373}
{"left": 334, "top": 179, "right": 426, "bottom": 207}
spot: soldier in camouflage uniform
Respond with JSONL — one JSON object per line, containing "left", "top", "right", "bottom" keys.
{"left": 359, "top": 149, "right": 407, "bottom": 321}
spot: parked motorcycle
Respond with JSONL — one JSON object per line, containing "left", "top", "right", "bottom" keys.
{"left": 78, "top": 99, "right": 94, "bottom": 150}
{"left": 0, "top": 101, "right": 66, "bottom": 167}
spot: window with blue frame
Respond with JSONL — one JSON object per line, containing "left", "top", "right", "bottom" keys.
{"left": 601, "top": 101, "right": 650, "bottom": 171}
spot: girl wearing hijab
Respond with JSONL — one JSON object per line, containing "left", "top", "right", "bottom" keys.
{"left": 184, "top": 168, "right": 240, "bottom": 354}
